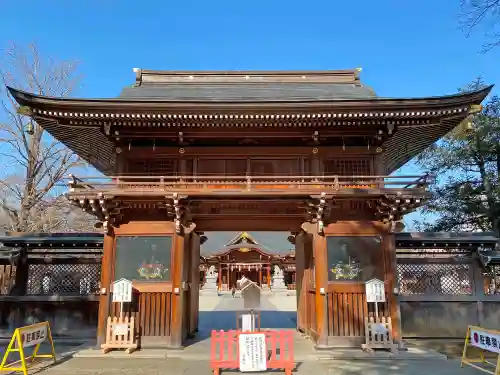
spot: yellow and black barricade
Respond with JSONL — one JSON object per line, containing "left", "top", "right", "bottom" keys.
{"left": 0, "top": 321, "right": 56, "bottom": 375}
{"left": 461, "top": 325, "right": 500, "bottom": 375}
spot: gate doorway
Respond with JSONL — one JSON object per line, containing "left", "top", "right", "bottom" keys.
{"left": 198, "top": 231, "right": 298, "bottom": 335}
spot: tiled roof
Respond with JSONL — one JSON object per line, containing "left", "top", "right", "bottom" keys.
{"left": 118, "top": 83, "right": 377, "bottom": 102}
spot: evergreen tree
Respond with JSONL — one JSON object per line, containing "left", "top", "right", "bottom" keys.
{"left": 415, "top": 78, "right": 500, "bottom": 234}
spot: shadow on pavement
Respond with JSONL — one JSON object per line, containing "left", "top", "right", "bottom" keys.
{"left": 185, "top": 310, "right": 297, "bottom": 346}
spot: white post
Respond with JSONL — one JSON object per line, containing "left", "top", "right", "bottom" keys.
{"left": 374, "top": 301, "right": 379, "bottom": 320}
{"left": 120, "top": 301, "right": 124, "bottom": 318}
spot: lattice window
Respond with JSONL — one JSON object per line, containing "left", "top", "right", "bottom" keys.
{"left": 27, "top": 264, "right": 101, "bottom": 296}
{"left": 323, "top": 158, "right": 371, "bottom": 176}
{"left": 396, "top": 263, "right": 471, "bottom": 295}
{"left": 129, "top": 159, "right": 177, "bottom": 176}
{"left": 484, "top": 265, "right": 500, "bottom": 295}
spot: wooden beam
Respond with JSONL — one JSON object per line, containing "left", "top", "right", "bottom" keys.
{"left": 194, "top": 218, "right": 303, "bottom": 232}
{"left": 0, "top": 295, "right": 100, "bottom": 302}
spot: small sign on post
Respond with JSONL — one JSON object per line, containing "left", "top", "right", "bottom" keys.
{"left": 365, "top": 278, "right": 385, "bottom": 318}
{"left": 112, "top": 278, "right": 133, "bottom": 316}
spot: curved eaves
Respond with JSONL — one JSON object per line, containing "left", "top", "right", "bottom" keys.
{"left": 35, "top": 117, "right": 115, "bottom": 174}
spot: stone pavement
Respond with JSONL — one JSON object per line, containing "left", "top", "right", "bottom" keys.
{"left": 2, "top": 294, "right": 483, "bottom": 375}
{"left": 16, "top": 356, "right": 485, "bottom": 375}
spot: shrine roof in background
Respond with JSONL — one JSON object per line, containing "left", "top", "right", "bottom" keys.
{"left": 200, "top": 231, "right": 293, "bottom": 258}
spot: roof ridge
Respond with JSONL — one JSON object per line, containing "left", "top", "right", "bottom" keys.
{"left": 133, "top": 68, "right": 362, "bottom": 87}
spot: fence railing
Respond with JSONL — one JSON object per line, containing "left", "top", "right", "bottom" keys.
{"left": 67, "top": 174, "right": 431, "bottom": 195}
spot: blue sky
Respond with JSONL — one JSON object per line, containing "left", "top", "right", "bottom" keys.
{"left": 1, "top": 0, "right": 499, "bottom": 229}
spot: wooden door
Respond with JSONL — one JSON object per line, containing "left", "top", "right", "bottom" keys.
{"left": 110, "top": 235, "right": 174, "bottom": 346}
{"left": 325, "top": 235, "right": 389, "bottom": 341}
{"left": 326, "top": 283, "right": 389, "bottom": 338}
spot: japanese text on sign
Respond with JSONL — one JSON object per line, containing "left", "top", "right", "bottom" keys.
{"left": 238, "top": 333, "right": 267, "bottom": 372}
{"left": 112, "top": 278, "right": 132, "bottom": 303}
{"left": 20, "top": 324, "right": 47, "bottom": 348}
{"left": 470, "top": 327, "right": 500, "bottom": 354}
{"left": 365, "top": 278, "right": 386, "bottom": 303}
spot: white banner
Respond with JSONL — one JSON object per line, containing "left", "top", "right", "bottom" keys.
{"left": 470, "top": 327, "right": 500, "bottom": 354}
{"left": 238, "top": 333, "right": 267, "bottom": 372}
{"left": 20, "top": 324, "right": 47, "bottom": 348}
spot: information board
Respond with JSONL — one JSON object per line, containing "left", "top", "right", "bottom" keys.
{"left": 112, "top": 278, "right": 133, "bottom": 303}
{"left": 365, "top": 278, "right": 386, "bottom": 303}
{"left": 238, "top": 333, "right": 267, "bottom": 372}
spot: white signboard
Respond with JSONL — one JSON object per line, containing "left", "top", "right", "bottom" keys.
{"left": 241, "top": 314, "right": 255, "bottom": 332}
{"left": 470, "top": 327, "right": 500, "bottom": 354}
{"left": 112, "top": 278, "right": 133, "bottom": 303}
{"left": 365, "top": 278, "right": 386, "bottom": 303}
{"left": 20, "top": 324, "right": 47, "bottom": 348}
{"left": 113, "top": 323, "right": 129, "bottom": 336}
{"left": 238, "top": 333, "right": 267, "bottom": 372}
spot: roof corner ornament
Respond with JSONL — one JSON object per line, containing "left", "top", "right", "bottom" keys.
{"left": 469, "top": 104, "right": 482, "bottom": 114}
{"left": 17, "top": 105, "right": 34, "bottom": 117}
{"left": 133, "top": 67, "right": 142, "bottom": 87}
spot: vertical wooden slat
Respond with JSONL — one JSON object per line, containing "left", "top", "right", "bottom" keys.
{"left": 352, "top": 292, "right": 359, "bottom": 336}
{"left": 151, "top": 292, "right": 158, "bottom": 335}
{"left": 160, "top": 293, "right": 166, "bottom": 336}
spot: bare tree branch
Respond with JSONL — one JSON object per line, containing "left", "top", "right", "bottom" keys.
{"left": 460, "top": 0, "right": 500, "bottom": 52}
{"left": 0, "top": 42, "right": 97, "bottom": 233}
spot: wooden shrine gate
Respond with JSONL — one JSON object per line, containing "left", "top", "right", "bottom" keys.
{"left": 101, "top": 222, "right": 201, "bottom": 348}
{"left": 295, "top": 223, "right": 399, "bottom": 348}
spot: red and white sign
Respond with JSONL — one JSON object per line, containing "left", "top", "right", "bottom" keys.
{"left": 20, "top": 324, "right": 47, "bottom": 348}
{"left": 470, "top": 326, "right": 500, "bottom": 354}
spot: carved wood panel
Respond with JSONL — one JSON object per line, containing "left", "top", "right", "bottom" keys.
{"left": 189, "top": 201, "right": 306, "bottom": 216}
{"left": 323, "top": 158, "right": 372, "bottom": 176}
{"left": 197, "top": 159, "right": 247, "bottom": 176}
{"left": 250, "top": 158, "right": 300, "bottom": 176}
{"left": 128, "top": 159, "right": 178, "bottom": 176}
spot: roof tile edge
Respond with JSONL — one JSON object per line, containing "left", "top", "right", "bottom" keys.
{"left": 133, "top": 68, "right": 362, "bottom": 86}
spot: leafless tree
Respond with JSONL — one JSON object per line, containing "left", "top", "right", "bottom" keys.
{"left": 460, "top": 0, "right": 500, "bottom": 51}
{"left": 0, "top": 42, "right": 97, "bottom": 233}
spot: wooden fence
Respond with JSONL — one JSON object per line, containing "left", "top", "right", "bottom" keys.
{"left": 397, "top": 248, "right": 500, "bottom": 339}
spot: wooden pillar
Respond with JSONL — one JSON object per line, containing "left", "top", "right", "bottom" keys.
{"left": 189, "top": 232, "right": 201, "bottom": 335}
{"left": 13, "top": 247, "right": 29, "bottom": 296}
{"left": 10, "top": 246, "right": 29, "bottom": 329}
{"left": 170, "top": 232, "right": 185, "bottom": 348}
{"left": 267, "top": 266, "right": 271, "bottom": 289}
{"left": 259, "top": 266, "right": 262, "bottom": 286}
{"left": 218, "top": 264, "right": 222, "bottom": 290}
{"left": 294, "top": 231, "right": 308, "bottom": 332}
{"left": 382, "top": 233, "right": 402, "bottom": 348}
{"left": 97, "top": 233, "right": 114, "bottom": 347}
{"left": 313, "top": 231, "right": 329, "bottom": 347}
